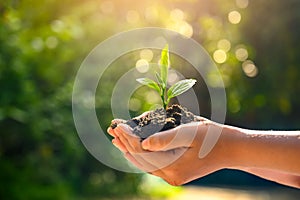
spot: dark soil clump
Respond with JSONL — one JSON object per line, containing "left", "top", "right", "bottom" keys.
{"left": 111, "top": 104, "right": 200, "bottom": 139}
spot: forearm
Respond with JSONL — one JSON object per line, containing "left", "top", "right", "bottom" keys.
{"left": 240, "top": 167, "right": 300, "bottom": 188}
{"left": 224, "top": 126, "right": 300, "bottom": 175}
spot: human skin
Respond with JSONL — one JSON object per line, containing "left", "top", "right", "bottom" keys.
{"left": 107, "top": 117, "right": 300, "bottom": 188}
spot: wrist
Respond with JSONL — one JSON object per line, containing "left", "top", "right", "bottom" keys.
{"left": 216, "top": 124, "right": 246, "bottom": 170}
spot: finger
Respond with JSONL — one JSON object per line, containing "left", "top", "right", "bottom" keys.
{"left": 124, "top": 152, "right": 167, "bottom": 176}
{"left": 142, "top": 122, "right": 201, "bottom": 151}
{"left": 107, "top": 127, "right": 117, "bottom": 137}
{"left": 115, "top": 128, "right": 136, "bottom": 153}
{"left": 112, "top": 137, "right": 128, "bottom": 153}
{"left": 113, "top": 132, "right": 153, "bottom": 170}
{"left": 124, "top": 151, "right": 156, "bottom": 172}
{"left": 111, "top": 118, "right": 126, "bottom": 125}
{"left": 108, "top": 118, "right": 127, "bottom": 137}
{"left": 141, "top": 147, "right": 188, "bottom": 170}
{"left": 117, "top": 124, "right": 145, "bottom": 153}
{"left": 124, "top": 152, "right": 144, "bottom": 169}
{"left": 116, "top": 124, "right": 146, "bottom": 153}
{"left": 115, "top": 124, "right": 185, "bottom": 172}
{"left": 110, "top": 118, "right": 127, "bottom": 130}
{"left": 114, "top": 125, "right": 168, "bottom": 172}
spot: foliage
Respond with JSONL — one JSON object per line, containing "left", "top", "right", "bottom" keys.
{"left": 137, "top": 45, "right": 196, "bottom": 109}
{"left": 0, "top": 1, "right": 141, "bottom": 199}
{"left": 1, "top": 0, "right": 300, "bottom": 199}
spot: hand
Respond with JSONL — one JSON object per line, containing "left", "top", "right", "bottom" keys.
{"left": 108, "top": 116, "right": 300, "bottom": 188}
{"left": 107, "top": 117, "right": 231, "bottom": 186}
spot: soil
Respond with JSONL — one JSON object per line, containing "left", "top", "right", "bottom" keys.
{"left": 111, "top": 104, "right": 200, "bottom": 139}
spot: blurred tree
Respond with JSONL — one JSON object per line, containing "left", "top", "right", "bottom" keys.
{"left": 235, "top": 0, "right": 300, "bottom": 129}
{"left": 1, "top": 0, "right": 300, "bottom": 199}
{"left": 0, "top": 0, "right": 142, "bottom": 199}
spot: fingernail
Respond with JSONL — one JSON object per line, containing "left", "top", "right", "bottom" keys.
{"left": 112, "top": 139, "right": 120, "bottom": 147}
{"left": 142, "top": 139, "right": 150, "bottom": 150}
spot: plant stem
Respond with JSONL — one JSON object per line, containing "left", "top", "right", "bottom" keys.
{"left": 162, "top": 84, "right": 168, "bottom": 109}
{"left": 161, "top": 90, "right": 166, "bottom": 109}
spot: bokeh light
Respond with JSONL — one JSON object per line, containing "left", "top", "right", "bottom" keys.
{"left": 31, "top": 37, "right": 44, "bottom": 51}
{"left": 45, "top": 36, "right": 58, "bottom": 49}
{"left": 235, "top": 47, "right": 248, "bottom": 61}
{"left": 236, "top": 0, "right": 249, "bottom": 9}
{"left": 129, "top": 97, "right": 142, "bottom": 111}
{"left": 242, "top": 60, "right": 258, "bottom": 77}
{"left": 140, "top": 49, "right": 153, "bottom": 62}
{"left": 168, "top": 21, "right": 193, "bottom": 38}
{"left": 217, "top": 39, "right": 231, "bottom": 52}
{"left": 167, "top": 70, "right": 179, "bottom": 85}
{"left": 146, "top": 91, "right": 161, "bottom": 104}
{"left": 228, "top": 11, "right": 242, "bottom": 24}
{"left": 51, "top": 20, "right": 64, "bottom": 33}
{"left": 213, "top": 49, "right": 227, "bottom": 64}
{"left": 170, "top": 9, "right": 185, "bottom": 21}
{"left": 145, "top": 6, "right": 159, "bottom": 22}
{"left": 135, "top": 59, "right": 149, "bottom": 73}
{"left": 167, "top": 9, "right": 193, "bottom": 38}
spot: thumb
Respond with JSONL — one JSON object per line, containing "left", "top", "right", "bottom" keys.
{"left": 141, "top": 123, "right": 199, "bottom": 151}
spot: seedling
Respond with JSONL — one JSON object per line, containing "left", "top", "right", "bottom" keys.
{"left": 136, "top": 44, "right": 196, "bottom": 109}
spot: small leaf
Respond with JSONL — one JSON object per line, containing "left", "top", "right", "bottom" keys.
{"left": 155, "top": 72, "right": 164, "bottom": 86}
{"left": 167, "top": 79, "right": 197, "bottom": 99}
{"left": 159, "top": 44, "right": 169, "bottom": 86}
{"left": 136, "top": 78, "right": 161, "bottom": 93}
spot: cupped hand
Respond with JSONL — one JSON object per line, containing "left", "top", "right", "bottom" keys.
{"left": 107, "top": 117, "right": 231, "bottom": 186}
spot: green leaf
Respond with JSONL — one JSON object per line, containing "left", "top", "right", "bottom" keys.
{"left": 167, "top": 79, "right": 197, "bottom": 99}
{"left": 155, "top": 72, "right": 164, "bottom": 86}
{"left": 159, "top": 44, "right": 169, "bottom": 86}
{"left": 136, "top": 78, "right": 161, "bottom": 93}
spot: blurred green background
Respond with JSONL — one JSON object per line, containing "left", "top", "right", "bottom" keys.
{"left": 1, "top": 0, "right": 300, "bottom": 199}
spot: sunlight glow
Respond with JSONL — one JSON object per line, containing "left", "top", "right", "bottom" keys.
{"left": 178, "top": 21, "right": 193, "bottom": 38}
{"left": 126, "top": 10, "right": 140, "bottom": 23}
{"left": 228, "top": 11, "right": 241, "bottom": 24}
{"left": 100, "top": 1, "right": 114, "bottom": 14}
{"left": 145, "top": 7, "right": 159, "bottom": 22}
{"left": 168, "top": 9, "right": 193, "bottom": 38}
{"left": 213, "top": 49, "right": 227, "bottom": 64}
{"left": 170, "top": 9, "right": 185, "bottom": 21}
{"left": 168, "top": 21, "right": 193, "bottom": 38}
{"left": 136, "top": 59, "right": 149, "bottom": 73}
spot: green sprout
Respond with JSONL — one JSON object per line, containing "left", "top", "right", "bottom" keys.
{"left": 136, "top": 44, "right": 197, "bottom": 109}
